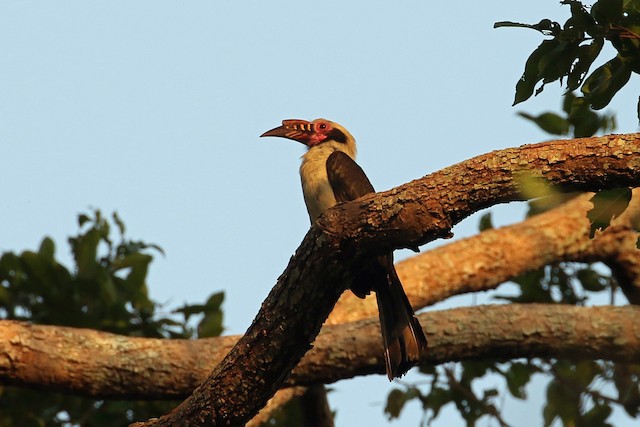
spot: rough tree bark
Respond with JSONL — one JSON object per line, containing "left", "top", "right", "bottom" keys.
{"left": 1, "top": 133, "right": 638, "bottom": 426}
{"left": 317, "top": 133, "right": 640, "bottom": 252}
{"left": 3, "top": 305, "right": 640, "bottom": 395}
{"left": 328, "top": 189, "right": 640, "bottom": 324}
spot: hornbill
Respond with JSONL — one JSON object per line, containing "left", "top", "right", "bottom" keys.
{"left": 261, "top": 118, "right": 427, "bottom": 380}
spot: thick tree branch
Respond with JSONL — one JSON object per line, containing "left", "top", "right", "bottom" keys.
{"left": 304, "top": 304, "right": 640, "bottom": 383}
{"left": 318, "top": 133, "right": 640, "bottom": 253}
{"left": 328, "top": 189, "right": 640, "bottom": 323}
{"left": 3, "top": 305, "right": 640, "bottom": 399}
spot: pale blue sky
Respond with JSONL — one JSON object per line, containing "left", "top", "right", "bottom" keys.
{"left": 1, "top": 2, "right": 638, "bottom": 426}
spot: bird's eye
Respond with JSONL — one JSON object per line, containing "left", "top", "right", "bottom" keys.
{"left": 318, "top": 123, "right": 327, "bottom": 130}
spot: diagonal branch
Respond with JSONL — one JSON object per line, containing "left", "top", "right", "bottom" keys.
{"left": 318, "top": 133, "right": 640, "bottom": 253}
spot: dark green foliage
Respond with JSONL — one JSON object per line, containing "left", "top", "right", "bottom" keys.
{"left": 517, "top": 111, "right": 571, "bottom": 135}
{"left": 517, "top": 92, "right": 616, "bottom": 138}
{"left": 385, "top": 387, "right": 421, "bottom": 419}
{"left": 504, "top": 362, "right": 535, "bottom": 399}
{"left": 543, "top": 360, "right": 606, "bottom": 427}
{"left": 582, "top": 56, "right": 633, "bottom": 110}
{"left": 478, "top": 212, "right": 494, "bottom": 232}
{"left": 614, "top": 364, "right": 640, "bottom": 417}
{"left": 0, "top": 210, "right": 225, "bottom": 426}
{"left": 496, "top": 0, "right": 640, "bottom": 121}
{"left": 175, "top": 291, "right": 225, "bottom": 338}
{"left": 385, "top": 362, "right": 510, "bottom": 426}
{"left": 497, "top": 263, "right": 614, "bottom": 305}
{"left": 587, "top": 188, "right": 633, "bottom": 237}
{"left": 526, "top": 192, "right": 581, "bottom": 217}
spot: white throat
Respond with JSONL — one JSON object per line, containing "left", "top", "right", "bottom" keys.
{"left": 299, "top": 139, "right": 356, "bottom": 223}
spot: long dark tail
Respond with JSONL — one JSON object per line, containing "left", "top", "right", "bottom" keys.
{"left": 375, "top": 255, "right": 428, "bottom": 380}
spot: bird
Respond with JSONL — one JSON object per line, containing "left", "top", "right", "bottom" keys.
{"left": 261, "top": 118, "right": 427, "bottom": 380}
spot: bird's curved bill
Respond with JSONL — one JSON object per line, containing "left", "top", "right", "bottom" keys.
{"left": 260, "top": 119, "right": 314, "bottom": 145}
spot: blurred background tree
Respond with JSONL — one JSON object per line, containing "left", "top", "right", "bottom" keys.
{"left": 0, "top": 210, "right": 224, "bottom": 426}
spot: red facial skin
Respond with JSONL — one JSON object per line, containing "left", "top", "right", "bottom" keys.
{"left": 261, "top": 119, "right": 334, "bottom": 147}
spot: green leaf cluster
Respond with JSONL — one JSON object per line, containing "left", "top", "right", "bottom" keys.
{"left": 498, "top": 263, "right": 611, "bottom": 305}
{"left": 587, "top": 187, "right": 633, "bottom": 238}
{"left": 518, "top": 92, "right": 616, "bottom": 137}
{"left": 174, "top": 291, "right": 225, "bottom": 338}
{"left": 0, "top": 210, "right": 225, "bottom": 426}
{"left": 496, "top": 0, "right": 640, "bottom": 120}
{"left": 542, "top": 359, "right": 640, "bottom": 427}
{"left": 386, "top": 362, "right": 528, "bottom": 426}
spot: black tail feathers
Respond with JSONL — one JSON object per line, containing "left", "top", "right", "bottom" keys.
{"left": 375, "top": 258, "right": 428, "bottom": 380}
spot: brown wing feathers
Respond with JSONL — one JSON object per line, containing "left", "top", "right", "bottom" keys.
{"left": 325, "top": 151, "right": 427, "bottom": 379}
